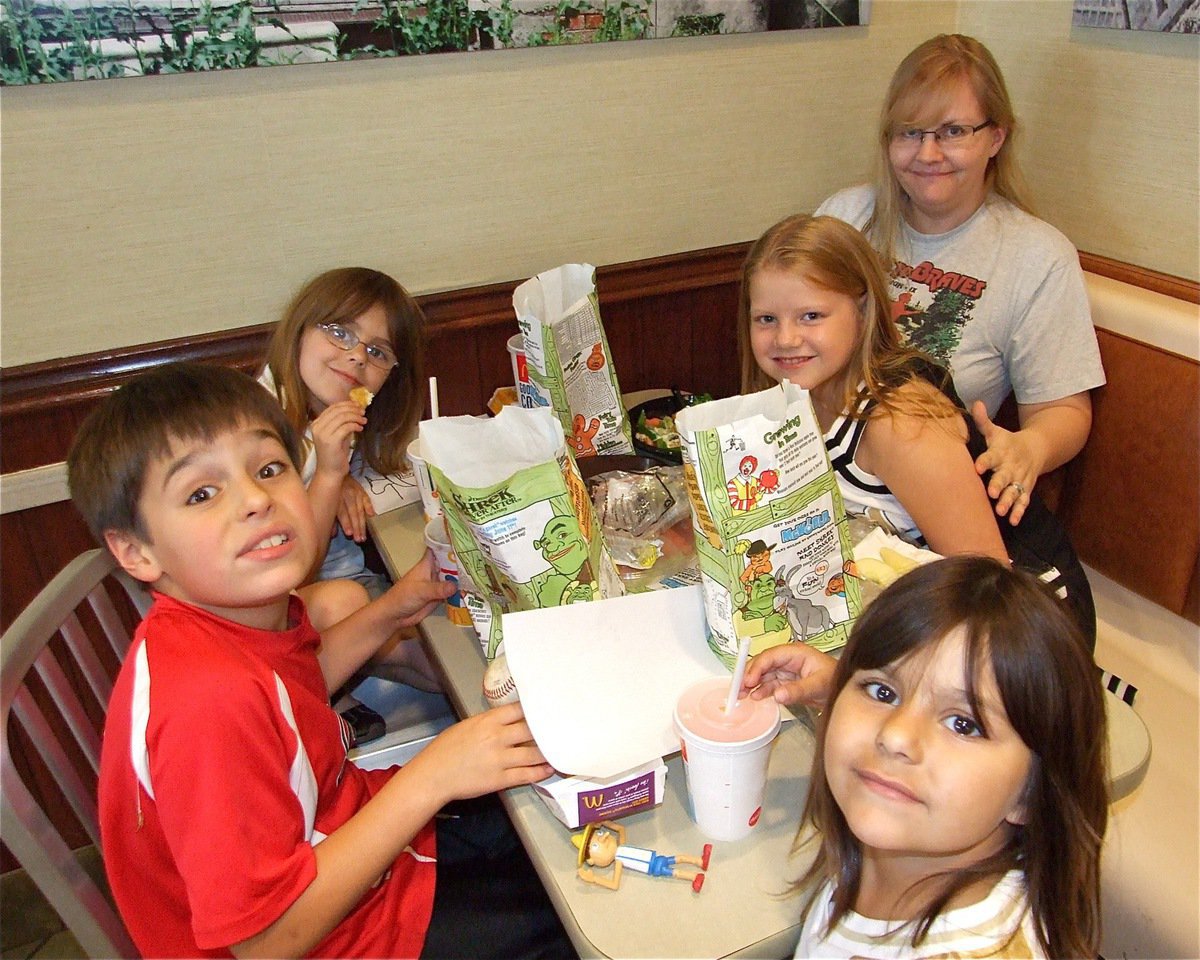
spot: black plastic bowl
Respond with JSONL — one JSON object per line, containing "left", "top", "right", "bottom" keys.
{"left": 628, "top": 396, "right": 686, "bottom": 465}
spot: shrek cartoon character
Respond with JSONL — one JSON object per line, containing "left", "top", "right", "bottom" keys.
{"left": 521, "top": 512, "right": 597, "bottom": 608}
{"left": 740, "top": 571, "right": 789, "bottom": 634}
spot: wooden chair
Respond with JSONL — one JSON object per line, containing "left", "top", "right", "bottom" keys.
{"left": 1, "top": 548, "right": 149, "bottom": 958}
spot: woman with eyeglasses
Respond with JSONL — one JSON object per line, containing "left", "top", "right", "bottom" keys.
{"left": 260, "top": 267, "right": 443, "bottom": 745}
{"left": 816, "top": 34, "right": 1105, "bottom": 528}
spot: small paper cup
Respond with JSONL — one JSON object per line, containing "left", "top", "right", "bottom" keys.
{"left": 674, "top": 676, "right": 781, "bottom": 842}
{"left": 406, "top": 438, "right": 443, "bottom": 522}
{"left": 423, "top": 518, "right": 472, "bottom": 626}
{"left": 507, "top": 333, "right": 528, "bottom": 389}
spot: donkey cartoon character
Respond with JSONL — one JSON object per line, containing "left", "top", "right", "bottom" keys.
{"left": 774, "top": 565, "right": 834, "bottom": 643}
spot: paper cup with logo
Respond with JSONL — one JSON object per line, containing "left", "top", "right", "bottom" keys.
{"left": 406, "top": 438, "right": 443, "bottom": 522}
{"left": 674, "top": 676, "right": 781, "bottom": 842}
{"left": 423, "top": 518, "right": 472, "bottom": 626}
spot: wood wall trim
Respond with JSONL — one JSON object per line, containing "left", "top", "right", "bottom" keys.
{"left": 1, "top": 244, "right": 752, "bottom": 405}
{"left": 1079, "top": 251, "right": 1199, "bottom": 304}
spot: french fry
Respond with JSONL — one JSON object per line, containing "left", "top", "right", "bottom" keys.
{"left": 856, "top": 557, "right": 899, "bottom": 587}
{"left": 880, "top": 547, "right": 919, "bottom": 575}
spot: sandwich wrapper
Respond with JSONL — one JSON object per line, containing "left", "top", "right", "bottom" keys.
{"left": 502, "top": 584, "right": 729, "bottom": 827}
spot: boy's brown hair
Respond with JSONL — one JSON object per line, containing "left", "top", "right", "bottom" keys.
{"left": 67, "top": 362, "right": 302, "bottom": 543}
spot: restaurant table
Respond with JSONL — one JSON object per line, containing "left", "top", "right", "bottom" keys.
{"left": 370, "top": 502, "right": 816, "bottom": 959}
{"left": 369, "top": 482, "right": 1152, "bottom": 955}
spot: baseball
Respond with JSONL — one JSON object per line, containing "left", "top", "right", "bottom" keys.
{"left": 482, "top": 654, "right": 520, "bottom": 707}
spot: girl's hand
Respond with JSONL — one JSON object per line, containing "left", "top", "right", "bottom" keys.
{"left": 338, "top": 476, "right": 375, "bottom": 543}
{"left": 381, "top": 550, "right": 454, "bottom": 627}
{"left": 410, "top": 704, "right": 554, "bottom": 802}
{"left": 741, "top": 644, "right": 836, "bottom": 709}
{"left": 310, "top": 400, "right": 367, "bottom": 479}
{"left": 971, "top": 401, "right": 1040, "bottom": 526}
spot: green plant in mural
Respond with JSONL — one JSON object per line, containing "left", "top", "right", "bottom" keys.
{"left": 528, "top": 0, "right": 649, "bottom": 46}
{"left": 0, "top": 0, "right": 308, "bottom": 84}
{"left": 594, "top": 0, "right": 650, "bottom": 41}
{"left": 670, "top": 13, "right": 724, "bottom": 37}
{"left": 352, "top": 0, "right": 514, "bottom": 56}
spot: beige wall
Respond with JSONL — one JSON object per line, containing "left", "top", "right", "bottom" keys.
{"left": 1, "top": 0, "right": 1196, "bottom": 368}
{"left": 961, "top": 0, "right": 1200, "bottom": 283}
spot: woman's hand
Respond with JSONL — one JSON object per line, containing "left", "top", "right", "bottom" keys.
{"left": 337, "top": 476, "right": 375, "bottom": 543}
{"left": 740, "top": 644, "right": 836, "bottom": 710}
{"left": 971, "top": 401, "right": 1040, "bottom": 525}
{"left": 971, "top": 393, "right": 1092, "bottom": 526}
{"left": 310, "top": 400, "right": 366, "bottom": 480}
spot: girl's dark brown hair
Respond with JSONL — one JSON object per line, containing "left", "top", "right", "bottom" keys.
{"left": 738, "top": 213, "right": 957, "bottom": 426}
{"left": 264, "top": 267, "right": 425, "bottom": 475}
{"left": 796, "top": 556, "right": 1107, "bottom": 958}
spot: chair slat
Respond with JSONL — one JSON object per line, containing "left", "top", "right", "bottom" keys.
{"left": 61, "top": 607, "right": 115, "bottom": 710}
{"left": 18, "top": 676, "right": 103, "bottom": 843}
{"left": 88, "top": 581, "right": 135, "bottom": 664}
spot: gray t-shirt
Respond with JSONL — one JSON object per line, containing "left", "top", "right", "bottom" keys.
{"left": 815, "top": 185, "right": 1105, "bottom": 417}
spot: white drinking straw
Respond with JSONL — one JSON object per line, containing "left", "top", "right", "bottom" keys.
{"left": 725, "top": 634, "right": 752, "bottom": 714}
{"left": 429, "top": 376, "right": 440, "bottom": 419}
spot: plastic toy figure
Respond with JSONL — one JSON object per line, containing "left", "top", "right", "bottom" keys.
{"left": 572, "top": 821, "right": 711, "bottom": 893}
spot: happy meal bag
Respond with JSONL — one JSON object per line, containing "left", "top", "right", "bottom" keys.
{"left": 512, "top": 263, "right": 634, "bottom": 459}
{"left": 420, "top": 405, "right": 624, "bottom": 659}
{"left": 675, "top": 382, "right": 860, "bottom": 662}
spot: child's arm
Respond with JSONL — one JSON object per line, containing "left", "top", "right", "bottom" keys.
{"left": 231, "top": 704, "right": 552, "bottom": 959}
{"left": 862, "top": 406, "right": 1009, "bottom": 561}
{"left": 315, "top": 551, "right": 453, "bottom": 693}
{"left": 337, "top": 474, "right": 375, "bottom": 543}
{"left": 306, "top": 401, "right": 367, "bottom": 548}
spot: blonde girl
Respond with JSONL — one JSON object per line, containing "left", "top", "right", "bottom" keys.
{"left": 739, "top": 212, "right": 1006, "bottom": 561}
{"left": 738, "top": 213, "right": 1095, "bottom": 643}
{"left": 785, "top": 556, "right": 1107, "bottom": 958}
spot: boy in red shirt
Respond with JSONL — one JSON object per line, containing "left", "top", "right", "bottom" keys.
{"left": 68, "top": 362, "right": 569, "bottom": 958}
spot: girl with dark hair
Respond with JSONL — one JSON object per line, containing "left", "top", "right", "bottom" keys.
{"left": 743, "top": 557, "right": 1108, "bottom": 958}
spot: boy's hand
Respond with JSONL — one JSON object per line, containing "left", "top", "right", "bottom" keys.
{"left": 337, "top": 475, "right": 375, "bottom": 543}
{"left": 381, "top": 551, "right": 455, "bottom": 627}
{"left": 311, "top": 401, "right": 366, "bottom": 478}
{"left": 413, "top": 704, "right": 553, "bottom": 802}
{"left": 740, "top": 643, "right": 836, "bottom": 710}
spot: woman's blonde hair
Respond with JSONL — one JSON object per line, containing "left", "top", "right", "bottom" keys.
{"left": 737, "top": 213, "right": 956, "bottom": 425}
{"left": 263, "top": 267, "right": 425, "bottom": 475}
{"left": 866, "top": 34, "right": 1034, "bottom": 265}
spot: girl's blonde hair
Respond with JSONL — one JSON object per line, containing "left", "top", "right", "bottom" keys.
{"left": 796, "top": 557, "right": 1107, "bottom": 958}
{"left": 866, "top": 34, "right": 1034, "bottom": 265}
{"left": 737, "top": 213, "right": 956, "bottom": 425}
{"left": 264, "top": 267, "right": 425, "bottom": 475}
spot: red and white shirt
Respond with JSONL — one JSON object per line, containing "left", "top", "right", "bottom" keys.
{"left": 98, "top": 593, "right": 436, "bottom": 958}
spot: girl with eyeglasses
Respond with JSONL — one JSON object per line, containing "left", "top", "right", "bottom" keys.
{"left": 261, "top": 267, "right": 441, "bottom": 743}
{"left": 816, "top": 34, "right": 1105, "bottom": 530}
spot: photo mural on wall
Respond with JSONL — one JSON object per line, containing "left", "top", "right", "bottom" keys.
{"left": 1, "top": 0, "right": 864, "bottom": 85}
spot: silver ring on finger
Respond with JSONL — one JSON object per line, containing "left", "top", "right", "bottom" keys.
{"left": 1007, "top": 481, "right": 1026, "bottom": 497}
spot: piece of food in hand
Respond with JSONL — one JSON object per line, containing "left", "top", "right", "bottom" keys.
{"left": 856, "top": 557, "right": 899, "bottom": 587}
{"left": 349, "top": 386, "right": 374, "bottom": 410}
{"left": 488, "top": 386, "right": 519, "bottom": 416}
{"left": 879, "top": 547, "right": 919, "bottom": 574}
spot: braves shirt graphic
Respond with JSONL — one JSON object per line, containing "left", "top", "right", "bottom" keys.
{"left": 887, "top": 258, "right": 989, "bottom": 366}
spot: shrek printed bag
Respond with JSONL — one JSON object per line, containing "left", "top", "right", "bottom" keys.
{"left": 512, "top": 263, "right": 633, "bottom": 459}
{"left": 420, "top": 406, "right": 624, "bottom": 660}
{"left": 675, "top": 382, "right": 860, "bottom": 662}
